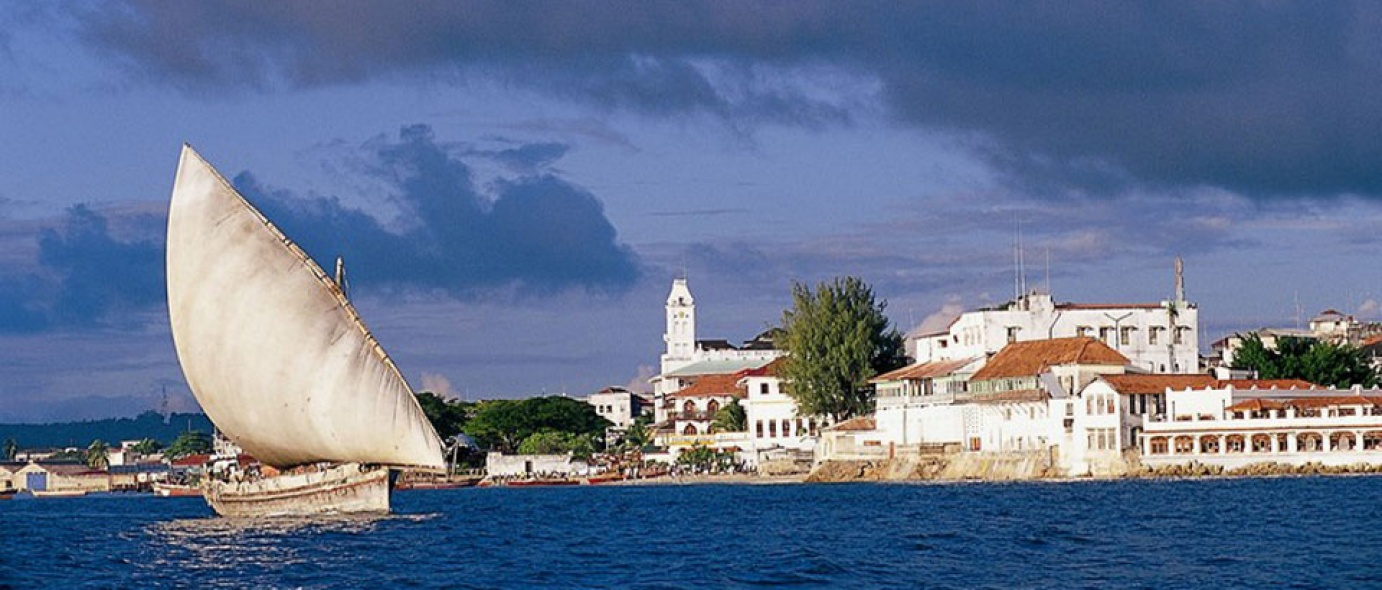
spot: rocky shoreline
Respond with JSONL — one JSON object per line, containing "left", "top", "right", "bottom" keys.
{"left": 805, "top": 456, "right": 1382, "bottom": 483}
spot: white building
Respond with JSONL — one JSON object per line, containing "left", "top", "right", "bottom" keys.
{"left": 583, "top": 386, "right": 651, "bottom": 429}
{"left": 1140, "top": 382, "right": 1382, "bottom": 469}
{"left": 870, "top": 336, "right": 1130, "bottom": 460}
{"left": 1210, "top": 309, "right": 1382, "bottom": 368}
{"left": 913, "top": 291, "right": 1198, "bottom": 375}
{"left": 911, "top": 260, "right": 1199, "bottom": 374}
{"left": 740, "top": 358, "right": 823, "bottom": 459}
{"left": 651, "top": 277, "right": 783, "bottom": 423}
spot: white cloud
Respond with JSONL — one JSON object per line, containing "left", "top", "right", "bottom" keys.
{"left": 419, "top": 372, "right": 455, "bottom": 398}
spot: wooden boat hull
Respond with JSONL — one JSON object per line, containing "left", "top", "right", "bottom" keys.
{"left": 204, "top": 463, "right": 395, "bottom": 517}
{"left": 153, "top": 483, "right": 203, "bottom": 498}
{"left": 31, "top": 490, "right": 87, "bottom": 498}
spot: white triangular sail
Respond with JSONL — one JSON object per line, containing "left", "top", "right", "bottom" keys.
{"left": 166, "top": 145, "right": 444, "bottom": 470}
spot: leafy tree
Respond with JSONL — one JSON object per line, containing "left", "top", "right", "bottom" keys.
{"left": 711, "top": 399, "right": 747, "bottom": 433}
{"left": 463, "top": 396, "right": 611, "bottom": 452}
{"left": 779, "top": 276, "right": 908, "bottom": 421}
{"left": 3, "top": 438, "right": 16, "bottom": 461}
{"left": 517, "top": 430, "right": 597, "bottom": 458}
{"left": 48, "top": 448, "right": 84, "bottom": 462}
{"left": 1232, "top": 334, "right": 1379, "bottom": 387}
{"left": 165, "top": 430, "right": 213, "bottom": 459}
{"left": 130, "top": 438, "right": 163, "bottom": 455}
{"left": 618, "top": 417, "right": 654, "bottom": 453}
{"left": 85, "top": 439, "right": 110, "bottom": 470}
{"left": 415, "top": 391, "right": 475, "bottom": 440}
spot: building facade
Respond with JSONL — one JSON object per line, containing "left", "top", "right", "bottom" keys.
{"left": 1140, "top": 383, "right": 1382, "bottom": 469}
{"left": 651, "top": 277, "right": 783, "bottom": 424}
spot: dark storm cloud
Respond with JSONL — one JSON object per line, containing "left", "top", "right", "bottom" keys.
{"left": 0, "top": 205, "right": 164, "bottom": 333}
{"left": 480, "top": 142, "right": 570, "bottom": 174}
{"left": 70, "top": 1, "right": 1382, "bottom": 199}
{"left": 239, "top": 124, "right": 641, "bottom": 296}
{"left": 0, "top": 127, "right": 638, "bottom": 333}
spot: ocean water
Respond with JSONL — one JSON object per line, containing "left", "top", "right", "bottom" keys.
{"left": 3, "top": 476, "right": 1382, "bottom": 589}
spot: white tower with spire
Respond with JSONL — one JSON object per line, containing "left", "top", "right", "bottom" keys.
{"left": 662, "top": 277, "right": 697, "bottom": 374}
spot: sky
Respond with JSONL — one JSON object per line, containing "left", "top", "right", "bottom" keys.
{"left": 2, "top": 2, "right": 1381, "bottom": 422}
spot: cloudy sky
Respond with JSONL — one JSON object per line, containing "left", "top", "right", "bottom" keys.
{"left": 2, "top": 2, "right": 1380, "bottom": 421}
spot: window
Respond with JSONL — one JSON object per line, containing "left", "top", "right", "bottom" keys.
{"left": 782, "top": 419, "right": 791, "bottom": 437}
{"left": 1120, "top": 326, "right": 1133, "bottom": 346}
{"left": 1149, "top": 327, "right": 1162, "bottom": 345}
{"left": 769, "top": 421, "right": 777, "bottom": 438}
{"left": 682, "top": 400, "right": 696, "bottom": 415}
{"left": 1105, "top": 396, "right": 1115, "bottom": 415}
{"left": 756, "top": 421, "right": 764, "bottom": 438}
{"left": 1006, "top": 326, "right": 1020, "bottom": 343}
{"left": 683, "top": 423, "right": 698, "bottom": 435}
{"left": 1077, "top": 325, "right": 1092, "bottom": 337}
{"left": 1099, "top": 327, "right": 1113, "bottom": 342}
{"left": 760, "top": 383, "right": 770, "bottom": 395}
{"left": 707, "top": 400, "right": 720, "bottom": 414}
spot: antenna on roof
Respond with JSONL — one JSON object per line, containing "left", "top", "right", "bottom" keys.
{"left": 1044, "top": 247, "right": 1051, "bottom": 296}
{"left": 1173, "top": 256, "right": 1184, "bottom": 303}
{"left": 1018, "top": 218, "right": 1027, "bottom": 297}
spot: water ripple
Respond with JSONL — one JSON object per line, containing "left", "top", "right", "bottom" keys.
{"left": 4, "top": 478, "right": 1382, "bottom": 588}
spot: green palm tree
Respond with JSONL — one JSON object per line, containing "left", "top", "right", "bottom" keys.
{"left": 85, "top": 439, "right": 110, "bottom": 470}
{"left": 711, "top": 399, "right": 747, "bottom": 433}
{"left": 3, "top": 438, "right": 17, "bottom": 461}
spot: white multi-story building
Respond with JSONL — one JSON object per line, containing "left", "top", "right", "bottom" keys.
{"left": 651, "top": 277, "right": 783, "bottom": 424}
{"left": 870, "top": 337, "right": 1130, "bottom": 458}
{"left": 583, "top": 386, "right": 650, "bottom": 429}
{"left": 740, "top": 359, "right": 822, "bottom": 458}
{"left": 1140, "top": 382, "right": 1382, "bottom": 469}
{"left": 912, "top": 289, "right": 1199, "bottom": 375}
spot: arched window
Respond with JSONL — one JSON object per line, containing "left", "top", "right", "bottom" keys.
{"left": 707, "top": 400, "right": 721, "bottom": 415}
{"left": 1149, "top": 437, "right": 1169, "bottom": 454}
{"left": 1297, "top": 432, "right": 1322, "bottom": 452}
{"left": 1200, "top": 435, "right": 1220, "bottom": 453}
{"left": 683, "top": 423, "right": 698, "bottom": 436}
{"left": 1173, "top": 436, "right": 1194, "bottom": 454}
{"left": 1225, "top": 434, "right": 1245, "bottom": 453}
{"left": 683, "top": 400, "right": 696, "bottom": 415}
{"left": 1330, "top": 431, "right": 1355, "bottom": 451}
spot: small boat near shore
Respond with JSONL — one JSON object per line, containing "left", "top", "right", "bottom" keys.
{"left": 152, "top": 482, "right": 203, "bottom": 498}
{"left": 31, "top": 490, "right": 87, "bottom": 498}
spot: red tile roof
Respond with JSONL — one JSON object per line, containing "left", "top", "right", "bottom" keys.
{"left": 1219, "top": 379, "right": 1320, "bottom": 390}
{"left": 871, "top": 357, "right": 979, "bottom": 383}
{"left": 823, "top": 417, "right": 875, "bottom": 432}
{"left": 670, "top": 373, "right": 746, "bottom": 399}
{"left": 1101, "top": 374, "right": 1218, "bottom": 395}
{"left": 970, "top": 337, "right": 1128, "bottom": 381}
{"left": 1101, "top": 375, "right": 1320, "bottom": 395}
{"left": 1225, "top": 399, "right": 1288, "bottom": 412}
{"left": 1229, "top": 396, "right": 1382, "bottom": 411}
{"left": 739, "top": 357, "right": 787, "bottom": 379}
{"left": 170, "top": 454, "right": 211, "bottom": 467}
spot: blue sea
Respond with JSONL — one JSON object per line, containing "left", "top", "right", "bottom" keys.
{"left": 3, "top": 477, "right": 1382, "bottom": 589}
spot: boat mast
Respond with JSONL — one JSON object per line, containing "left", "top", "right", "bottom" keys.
{"left": 334, "top": 256, "right": 349, "bottom": 300}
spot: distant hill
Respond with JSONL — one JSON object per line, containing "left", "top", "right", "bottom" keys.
{"left": 0, "top": 411, "right": 214, "bottom": 450}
